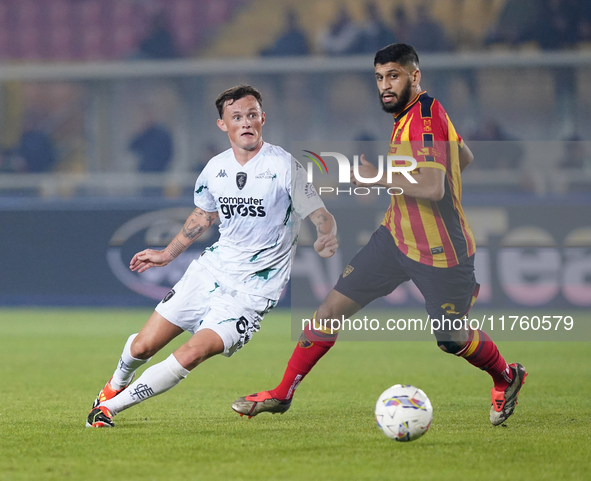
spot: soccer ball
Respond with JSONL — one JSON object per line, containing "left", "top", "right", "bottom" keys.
{"left": 375, "top": 384, "right": 433, "bottom": 442}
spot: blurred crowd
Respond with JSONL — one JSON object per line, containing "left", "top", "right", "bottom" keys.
{"left": 262, "top": 3, "right": 451, "bottom": 57}
{"left": 0, "top": 107, "right": 176, "bottom": 174}
{"left": 261, "top": 0, "right": 591, "bottom": 57}
{"left": 0, "top": 111, "right": 57, "bottom": 173}
{"left": 484, "top": 0, "right": 591, "bottom": 49}
{"left": 0, "top": 0, "right": 590, "bottom": 63}
{"left": 1, "top": 0, "right": 591, "bottom": 188}
{"left": 0, "top": 0, "right": 243, "bottom": 61}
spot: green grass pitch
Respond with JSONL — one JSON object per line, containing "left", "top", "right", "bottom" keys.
{"left": 0, "top": 308, "right": 590, "bottom": 481}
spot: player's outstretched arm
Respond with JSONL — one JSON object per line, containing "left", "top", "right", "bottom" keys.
{"left": 459, "top": 142, "right": 474, "bottom": 173}
{"left": 309, "top": 207, "right": 338, "bottom": 258}
{"left": 351, "top": 154, "right": 445, "bottom": 201}
{"left": 130, "top": 207, "right": 219, "bottom": 273}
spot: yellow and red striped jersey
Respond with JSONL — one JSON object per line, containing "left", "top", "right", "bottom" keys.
{"left": 382, "top": 91, "right": 475, "bottom": 268}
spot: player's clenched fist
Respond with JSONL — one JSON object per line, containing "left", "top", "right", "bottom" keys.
{"left": 314, "top": 233, "right": 339, "bottom": 258}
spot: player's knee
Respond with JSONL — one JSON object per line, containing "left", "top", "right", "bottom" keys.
{"left": 130, "top": 336, "right": 159, "bottom": 359}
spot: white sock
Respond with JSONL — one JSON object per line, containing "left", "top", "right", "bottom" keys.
{"left": 110, "top": 333, "right": 150, "bottom": 390}
{"left": 102, "top": 354, "right": 189, "bottom": 416}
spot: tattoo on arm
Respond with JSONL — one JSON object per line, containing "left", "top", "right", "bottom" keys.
{"left": 182, "top": 208, "right": 217, "bottom": 239}
{"left": 203, "top": 212, "right": 216, "bottom": 226}
{"left": 167, "top": 239, "right": 186, "bottom": 259}
{"left": 315, "top": 213, "right": 329, "bottom": 235}
{"left": 182, "top": 222, "right": 204, "bottom": 240}
{"left": 196, "top": 208, "right": 216, "bottom": 225}
{"left": 167, "top": 208, "right": 218, "bottom": 260}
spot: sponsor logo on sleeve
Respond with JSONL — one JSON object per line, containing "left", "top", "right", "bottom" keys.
{"left": 255, "top": 169, "right": 277, "bottom": 179}
{"left": 304, "top": 183, "right": 318, "bottom": 198}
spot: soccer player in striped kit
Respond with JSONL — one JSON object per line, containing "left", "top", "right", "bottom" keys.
{"left": 233, "top": 44, "right": 527, "bottom": 426}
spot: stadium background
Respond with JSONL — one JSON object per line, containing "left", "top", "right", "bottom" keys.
{"left": 1, "top": 2, "right": 590, "bottom": 481}
{"left": 1, "top": 0, "right": 589, "bottom": 311}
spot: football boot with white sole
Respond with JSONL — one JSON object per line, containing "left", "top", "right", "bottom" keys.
{"left": 490, "top": 363, "right": 527, "bottom": 426}
{"left": 232, "top": 391, "right": 292, "bottom": 418}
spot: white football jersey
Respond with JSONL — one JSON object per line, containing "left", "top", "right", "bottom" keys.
{"left": 193, "top": 142, "right": 324, "bottom": 300}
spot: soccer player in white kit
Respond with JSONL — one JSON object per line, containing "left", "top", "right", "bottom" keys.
{"left": 87, "top": 85, "right": 338, "bottom": 428}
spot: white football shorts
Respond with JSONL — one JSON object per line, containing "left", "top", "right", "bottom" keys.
{"left": 155, "top": 260, "right": 276, "bottom": 357}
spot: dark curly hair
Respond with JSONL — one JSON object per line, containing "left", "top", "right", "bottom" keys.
{"left": 374, "top": 43, "right": 419, "bottom": 68}
{"left": 215, "top": 85, "right": 263, "bottom": 118}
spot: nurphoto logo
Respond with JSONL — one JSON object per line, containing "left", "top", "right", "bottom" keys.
{"left": 301, "top": 151, "right": 418, "bottom": 196}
